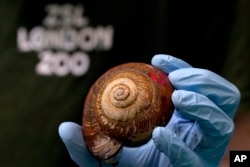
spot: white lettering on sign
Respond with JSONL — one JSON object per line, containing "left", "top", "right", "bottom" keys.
{"left": 17, "top": 4, "right": 114, "bottom": 77}
{"left": 17, "top": 26, "right": 113, "bottom": 52}
{"left": 35, "top": 51, "right": 90, "bottom": 76}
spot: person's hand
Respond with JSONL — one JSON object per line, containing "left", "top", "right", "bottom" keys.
{"left": 58, "top": 54, "right": 240, "bottom": 167}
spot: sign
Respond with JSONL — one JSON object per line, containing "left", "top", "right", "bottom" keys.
{"left": 17, "top": 4, "right": 114, "bottom": 77}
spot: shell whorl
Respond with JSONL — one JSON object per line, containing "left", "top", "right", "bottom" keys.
{"left": 101, "top": 77, "right": 140, "bottom": 121}
{"left": 100, "top": 72, "right": 153, "bottom": 122}
{"left": 82, "top": 63, "right": 174, "bottom": 161}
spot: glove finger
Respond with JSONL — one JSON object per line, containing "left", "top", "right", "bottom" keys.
{"left": 151, "top": 54, "right": 192, "bottom": 73}
{"left": 152, "top": 127, "right": 207, "bottom": 167}
{"left": 58, "top": 122, "right": 103, "bottom": 167}
{"left": 166, "top": 110, "right": 203, "bottom": 150}
{"left": 172, "top": 90, "right": 234, "bottom": 162}
{"left": 172, "top": 90, "right": 234, "bottom": 138}
{"left": 169, "top": 68, "right": 241, "bottom": 119}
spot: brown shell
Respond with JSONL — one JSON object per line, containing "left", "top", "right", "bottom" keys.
{"left": 82, "top": 63, "right": 174, "bottom": 161}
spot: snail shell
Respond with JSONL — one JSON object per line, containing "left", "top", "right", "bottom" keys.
{"left": 82, "top": 63, "right": 174, "bottom": 161}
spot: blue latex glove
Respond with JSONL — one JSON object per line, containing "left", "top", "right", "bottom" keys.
{"left": 58, "top": 54, "right": 240, "bottom": 167}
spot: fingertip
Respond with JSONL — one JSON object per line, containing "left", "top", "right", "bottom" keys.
{"left": 58, "top": 122, "right": 83, "bottom": 145}
{"left": 152, "top": 127, "right": 173, "bottom": 153}
{"left": 58, "top": 122, "right": 71, "bottom": 137}
{"left": 151, "top": 54, "right": 171, "bottom": 66}
{"left": 58, "top": 122, "right": 82, "bottom": 141}
{"left": 151, "top": 54, "right": 192, "bottom": 73}
{"left": 152, "top": 127, "right": 187, "bottom": 160}
{"left": 171, "top": 90, "right": 190, "bottom": 111}
{"left": 151, "top": 54, "right": 173, "bottom": 73}
{"left": 153, "top": 127, "right": 202, "bottom": 166}
{"left": 171, "top": 90, "right": 181, "bottom": 104}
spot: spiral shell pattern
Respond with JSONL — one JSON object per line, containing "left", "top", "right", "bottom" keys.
{"left": 101, "top": 78, "right": 139, "bottom": 121}
{"left": 82, "top": 63, "right": 174, "bottom": 161}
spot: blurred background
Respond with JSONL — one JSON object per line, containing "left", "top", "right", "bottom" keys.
{"left": 0, "top": 0, "right": 249, "bottom": 166}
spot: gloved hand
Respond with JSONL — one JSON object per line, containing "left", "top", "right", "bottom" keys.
{"left": 58, "top": 54, "right": 240, "bottom": 167}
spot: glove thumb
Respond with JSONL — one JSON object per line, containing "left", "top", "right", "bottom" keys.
{"left": 58, "top": 122, "right": 101, "bottom": 167}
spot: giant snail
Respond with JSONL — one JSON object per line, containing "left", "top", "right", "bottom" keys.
{"left": 82, "top": 63, "right": 174, "bottom": 165}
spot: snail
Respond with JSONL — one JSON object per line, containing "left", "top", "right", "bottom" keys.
{"left": 82, "top": 62, "right": 174, "bottom": 164}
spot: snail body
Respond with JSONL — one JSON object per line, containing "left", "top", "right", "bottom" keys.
{"left": 82, "top": 63, "right": 174, "bottom": 161}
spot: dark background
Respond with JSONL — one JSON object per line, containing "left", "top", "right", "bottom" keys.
{"left": 0, "top": 0, "right": 249, "bottom": 166}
